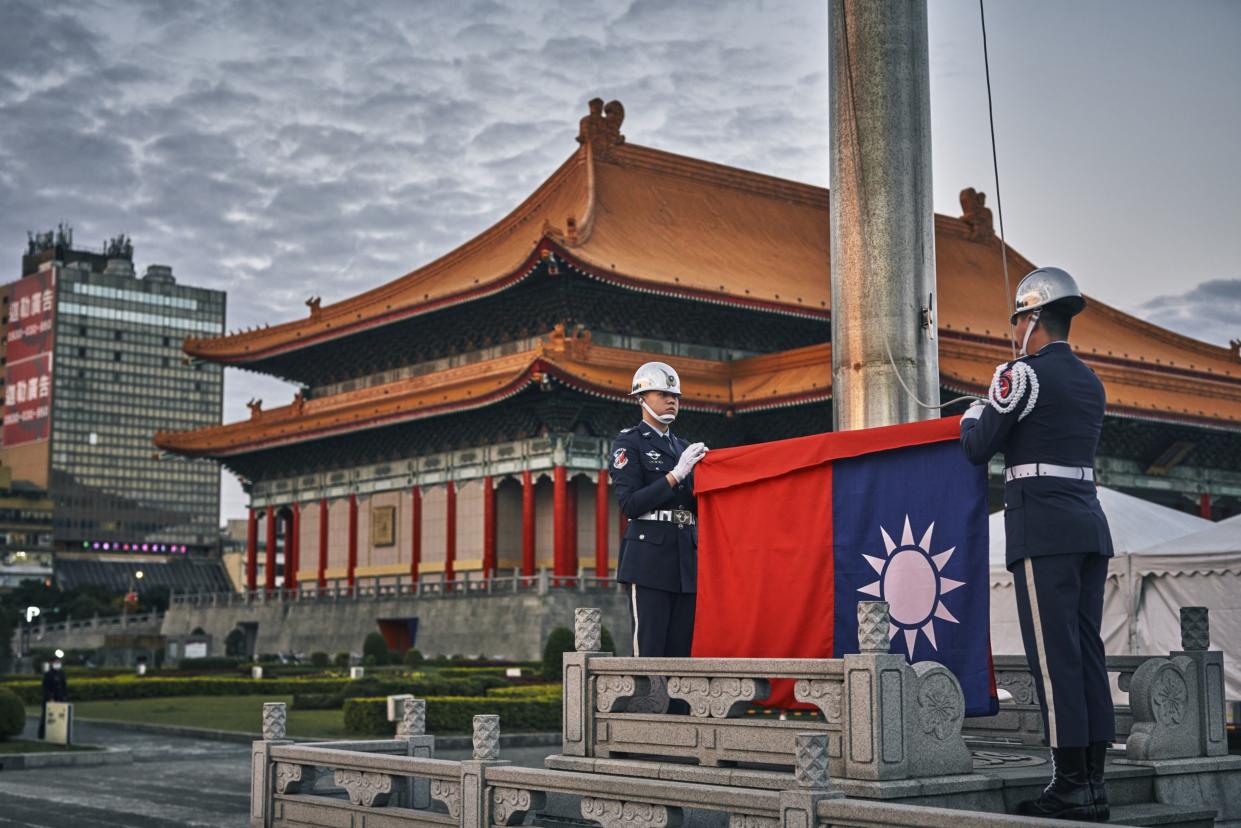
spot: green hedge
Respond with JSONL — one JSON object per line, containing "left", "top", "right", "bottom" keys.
{"left": 485, "top": 684, "right": 562, "bottom": 699}
{"left": 0, "top": 673, "right": 507, "bottom": 707}
{"left": 343, "top": 694, "right": 561, "bottom": 736}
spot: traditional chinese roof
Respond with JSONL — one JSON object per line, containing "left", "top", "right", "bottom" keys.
{"left": 154, "top": 331, "right": 835, "bottom": 458}
{"left": 176, "top": 101, "right": 1240, "bottom": 436}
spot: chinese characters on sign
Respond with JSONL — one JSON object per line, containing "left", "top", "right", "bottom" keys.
{"left": 3, "top": 269, "right": 56, "bottom": 446}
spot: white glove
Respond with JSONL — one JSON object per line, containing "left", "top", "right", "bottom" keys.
{"left": 960, "top": 400, "right": 986, "bottom": 424}
{"left": 671, "top": 442, "right": 708, "bottom": 483}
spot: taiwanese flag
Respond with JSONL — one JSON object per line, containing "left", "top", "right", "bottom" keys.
{"left": 692, "top": 417, "right": 997, "bottom": 717}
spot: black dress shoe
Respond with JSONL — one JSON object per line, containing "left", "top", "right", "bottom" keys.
{"left": 1085, "top": 741, "right": 1110, "bottom": 822}
{"left": 1017, "top": 746, "right": 1098, "bottom": 821}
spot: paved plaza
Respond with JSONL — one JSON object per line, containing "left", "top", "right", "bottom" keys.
{"left": 0, "top": 721, "right": 556, "bottom": 828}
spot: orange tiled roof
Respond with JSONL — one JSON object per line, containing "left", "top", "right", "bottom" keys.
{"left": 155, "top": 331, "right": 835, "bottom": 458}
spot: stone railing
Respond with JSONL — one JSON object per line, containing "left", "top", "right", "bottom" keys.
{"left": 172, "top": 570, "right": 621, "bottom": 608}
{"left": 27, "top": 611, "right": 164, "bottom": 638}
{"left": 250, "top": 698, "right": 1093, "bottom": 828}
{"left": 963, "top": 606, "right": 1227, "bottom": 761}
{"left": 562, "top": 603, "right": 972, "bottom": 783}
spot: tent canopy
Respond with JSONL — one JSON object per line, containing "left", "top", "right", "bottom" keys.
{"left": 1130, "top": 513, "right": 1241, "bottom": 576}
{"left": 989, "top": 486, "right": 1210, "bottom": 568}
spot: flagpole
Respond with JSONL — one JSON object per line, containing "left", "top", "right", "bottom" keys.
{"left": 829, "top": 0, "right": 940, "bottom": 431}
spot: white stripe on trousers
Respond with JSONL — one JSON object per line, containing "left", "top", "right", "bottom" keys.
{"left": 630, "top": 584, "right": 641, "bottom": 657}
{"left": 1022, "top": 557, "right": 1059, "bottom": 747}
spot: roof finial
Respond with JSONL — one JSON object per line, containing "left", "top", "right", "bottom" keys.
{"left": 959, "top": 188, "right": 994, "bottom": 241}
{"left": 577, "top": 98, "right": 625, "bottom": 156}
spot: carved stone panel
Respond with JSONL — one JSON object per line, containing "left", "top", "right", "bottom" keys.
{"left": 581, "top": 797, "right": 682, "bottom": 828}
{"left": 917, "top": 672, "right": 964, "bottom": 740}
{"left": 728, "top": 816, "right": 778, "bottom": 828}
{"left": 399, "top": 698, "right": 426, "bottom": 737}
{"left": 857, "top": 601, "right": 891, "bottom": 654}
{"left": 597, "top": 674, "right": 644, "bottom": 713}
{"left": 996, "top": 671, "right": 1036, "bottom": 705}
{"left": 492, "top": 786, "right": 547, "bottom": 826}
{"left": 274, "top": 762, "right": 305, "bottom": 795}
{"left": 667, "top": 676, "right": 770, "bottom": 718}
{"left": 333, "top": 769, "right": 393, "bottom": 807}
{"left": 473, "top": 714, "right": 501, "bottom": 760}
{"left": 1180, "top": 606, "right": 1210, "bottom": 652}
{"left": 793, "top": 679, "right": 843, "bottom": 723}
{"left": 794, "top": 733, "right": 830, "bottom": 790}
{"left": 431, "top": 779, "right": 462, "bottom": 819}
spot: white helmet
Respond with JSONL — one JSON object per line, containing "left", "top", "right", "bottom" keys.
{"left": 630, "top": 361, "right": 681, "bottom": 396}
{"left": 1011, "top": 267, "right": 1086, "bottom": 324}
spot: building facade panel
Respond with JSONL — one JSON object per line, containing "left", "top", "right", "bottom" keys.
{"left": 419, "top": 485, "right": 447, "bottom": 573}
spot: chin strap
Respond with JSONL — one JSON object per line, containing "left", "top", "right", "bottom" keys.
{"left": 641, "top": 399, "right": 676, "bottom": 425}
{"left": 1018, "top": 309, "right": 1041, "bottom": 357}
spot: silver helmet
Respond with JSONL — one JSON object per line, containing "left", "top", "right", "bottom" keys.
{"left": 1010, "top": 267, "right": 1087, "bottom": 324}
{"left": 630, "top": 361, "right": 681, "bottom": 396}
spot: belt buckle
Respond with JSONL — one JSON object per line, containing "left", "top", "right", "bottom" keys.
{"left": 673, "top": 510, "right": 691, "bottom": 525}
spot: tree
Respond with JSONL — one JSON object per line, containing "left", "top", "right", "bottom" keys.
{"left": 224, "top": 628, "right": 246, "bottom": 657}
{"left": 362, "top": 632, "right": 390, "bottom": 665}
{"left": 541, "top": 626, "right": 575, "bottom": 681}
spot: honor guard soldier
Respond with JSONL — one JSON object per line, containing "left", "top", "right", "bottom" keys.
{"left": 610, "top": 361, "right": 708, "bottom": 658}
{"left": 960, "top": 267, "right": 1114, "bottom": 822}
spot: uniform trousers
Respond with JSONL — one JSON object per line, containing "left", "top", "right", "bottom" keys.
{"left": 1011, "top": 552, "right": 1115, "bottom": 748}
{"left": 627, "top": 584, "right": 696, "bottom": 657}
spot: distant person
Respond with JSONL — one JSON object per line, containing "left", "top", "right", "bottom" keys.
{"left": 609, "top": 361, "right": 707, "bottom": 657}
{"left": 960, "top": 267, "right": 1114, "bottom": 822}
{"left": 38, "top": 657, "right": 68, "bottom": 739}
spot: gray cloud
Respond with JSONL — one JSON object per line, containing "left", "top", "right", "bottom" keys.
{"left": 1135, "top": 279, "right": 1241, "bottom": 349}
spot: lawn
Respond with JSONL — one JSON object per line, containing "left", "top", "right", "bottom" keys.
{"left": 61, "top": 695, "right": 350, "bottom": 739}
{"left": 0, "top": 739, "right": 98, "bottom": 754}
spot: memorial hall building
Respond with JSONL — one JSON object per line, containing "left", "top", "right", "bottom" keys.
{"left": 155, "top": 103, "right": 1241, "bottom": 595}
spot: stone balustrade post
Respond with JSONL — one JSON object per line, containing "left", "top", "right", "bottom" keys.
{"left": 563, "top": 607, "right": 608, "bottom": 757}
{"left": 1129, "top": 606, "right": 1227, "bottom": 760}
{"left": 779, "top": 733, "right": 843, "bottom": 828}
{"left": 251, "top": 702, "right": 294, "bottom": 827}
{"left": 387, "top": 696, "right": 433, "bottom": 807}
{"left": 461, "top": 714, "right": 509, "bottom": 828}
{"left": 839, "top": 601, "right": 971, "bottom": 781}
{"left": 538, "top": 569, "right": 550, "bottom": 596}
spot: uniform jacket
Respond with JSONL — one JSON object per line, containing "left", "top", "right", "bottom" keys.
{"left": 609, "top": 422, "right": 698, "bottom": 593}
{"left": 960, "top": 341, "right": 1114, "bottom": 567}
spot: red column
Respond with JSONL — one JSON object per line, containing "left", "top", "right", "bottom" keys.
{"left": 410, "top": 487, "right": 422, "bottom": 585}
{"left": 317, "top": 498, "right": 328, "bottom": 589}
{"left": 245, "top": 508, "right": 258, "bottom": 592}
{"left": 445, "top": 482, "right": 457, "bottom": 585}
{"left": 1200, "top": 493, "right": 1213, "bottom": 520}
{"left": 521, "top": 470, "right": 535, "bottom": 578}
{"left": 286, "top": 504, "right": 300, "bottom": 592}
{"left": 482, "top": 476, "right": 496, "bottom": 579}
{"left": 567, "top": 476, "right": 578, "bottom": 584}
{"left": 595, "top": 472, "right": 610, "bottom": 578}
{"left": 553, "top": 465, "right": 567, "bottom": 582}
{"left": 264, "top": 505, "right": 276, "bottom": 593}
{"left": 347, "top": 494, "right": 358, "bottom": 594}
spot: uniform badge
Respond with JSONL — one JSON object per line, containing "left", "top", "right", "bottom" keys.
{"left": 645, "top": 450, "right": 661, "bottom": 462}
{"left": 997, "top": 370, "right": 1013, "bottom": 402}
{"left": 612, "top": 448, "right": 628, "bottom": 469}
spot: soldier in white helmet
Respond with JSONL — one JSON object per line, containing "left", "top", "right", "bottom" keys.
{"left": 960, "top": 267, "right": 1114, "bottom": 822}
{"left": 609, "top": 361, "right": 708, "bottom": 657}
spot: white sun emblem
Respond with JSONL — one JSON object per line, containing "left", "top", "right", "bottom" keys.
{"left": 857, "top": 515, "right": 964, "bottom": 656}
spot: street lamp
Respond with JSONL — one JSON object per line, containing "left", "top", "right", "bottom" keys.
{"left": 21, "top": 606, "right": 40, "bottom": 657}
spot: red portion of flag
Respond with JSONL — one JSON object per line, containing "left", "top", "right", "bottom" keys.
{"left": 692, "top": 418, "right": 961, "bottom": 707}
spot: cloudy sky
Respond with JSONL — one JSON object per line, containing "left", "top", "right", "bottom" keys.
{"left": 1, "top": 0, "right": 1238, "bottom": 521}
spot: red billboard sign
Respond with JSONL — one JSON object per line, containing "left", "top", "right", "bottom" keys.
{"left": 3, "top": 268, "right": 56, "bottom": 446}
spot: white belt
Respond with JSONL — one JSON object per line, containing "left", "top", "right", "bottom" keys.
{"left": 636, "top": 509, "right": 695, "bottom": 525}
{"left": 1005, "top": 463, "right": 1094, "bottom": 482}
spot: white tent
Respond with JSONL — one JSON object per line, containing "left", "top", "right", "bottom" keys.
{"left": 1129, "top": 514, "right": 1241, "bottom": 700}
{"left": 988, "top": 487, "right": 1211, "bottom": 667}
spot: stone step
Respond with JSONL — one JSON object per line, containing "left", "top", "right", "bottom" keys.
{"left": 1108, "top": 802, "right": 1217, "bottom": 828}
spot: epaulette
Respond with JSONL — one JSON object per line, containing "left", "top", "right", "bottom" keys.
{"left": 619, "top": 426, "right": 636, "bottom": 433}
{"left": 987, "top": 359, "right": 1039, "bottom": 420}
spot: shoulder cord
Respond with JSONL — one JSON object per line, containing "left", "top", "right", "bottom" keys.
{"left": 988, "top": 361, "right": 1039, "bottom": 420}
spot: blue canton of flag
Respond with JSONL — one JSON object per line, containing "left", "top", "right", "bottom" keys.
{"left": 832, "top": 441, "right": 997, "bottom": 716}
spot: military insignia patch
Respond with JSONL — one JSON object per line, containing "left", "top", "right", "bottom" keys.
{"left": 997, "top": 370, "right": 1013, "bottom": 401}
{"left": 645, "top": 450, "right": 661, "bottom": 462}
{"left": 612, "top": 448, "right": 628, "bottom": 469}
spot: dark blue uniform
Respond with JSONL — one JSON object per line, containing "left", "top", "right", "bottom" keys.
{"left": 961, "top": 341, "right": 1115, "bottom": 748}
{"left": 609, "top": 422, "right": 698, "bottom": 657}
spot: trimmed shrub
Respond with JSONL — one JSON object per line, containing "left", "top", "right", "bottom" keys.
{"left": 404, "top": 649, "right": 424, "bottom": 667}
{"left": 334, "top": 652, "right": 351, "bottom": 669}
{"left": 362, "top": 633, "right": 389, "bottom": 665}
{"left": 0, "top": 687, "right": 24, "bottom": 739}
{"left": 224, "top": 629, "right": 246, "bottom": 657}
{"left": 177, "top": 656, "right": 242, "bottom": 672}
{"left": 291, "top": 693, "right": 339, "bottom": 711}
{"left": 601, "top": 626, "right": 615, "bottom": 654}
{"left": 344, "top": 694, "right": 561, "bottom": 736}
{"left": 541, "top": 626, "right": 574, "bottom": 681}
{"left": 486, "top": 684, "right": 562, "bottom": 699}
{"left": 309, "top": 652, "right": 329, "bottom": 669}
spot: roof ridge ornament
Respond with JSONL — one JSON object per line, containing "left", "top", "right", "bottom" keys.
{"left": 577, "top": 98, "right": 625, "bottom": 157}
{"left": 959, "top": 188, "right": 994, "bottom": 241}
